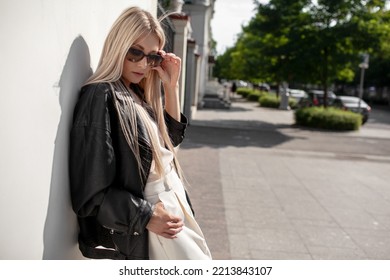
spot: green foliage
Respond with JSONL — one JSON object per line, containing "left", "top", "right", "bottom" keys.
{"left": 247, "top": 90, "right": 267, "bottom": 101}
{"left": 236, "top": 88, "right": 253, "bottom": 98}
{"left": 288, "top": 98, "right": 298, "bottom": 109}
{"left": 258, "top": 95, "right": 298, "bottom": 109}
{"left": 359, "top": 9, "right": 390, "bottom": 88}
{"left": 236, "top": 88, "right": 268, "bottom": 101}
{"left": 213, "top": 47, "right": 237, "bottom": 80}
{"left": 214, "top": 0, "right": 390, "bottom": 91}
{"left": 259, "top": 95, "right": 280, "bottom": 108}
{"left": 295, "top": 107, "right": 362, "bottom": 131}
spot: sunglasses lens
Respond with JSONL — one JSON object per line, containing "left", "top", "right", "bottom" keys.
{"left": 127, "top": 48, "right": 144, "bottom": 62}
{"left": 148, "top": 55, "right": 163, "bottom": 67}
{"left": 127, "top": 48, "right": 163, "bottom": 67}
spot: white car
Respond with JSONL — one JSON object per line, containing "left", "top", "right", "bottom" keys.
{"left": 288, "top": 89, "right": 307, "bottom": 102}
{"left": 333, "top": 96, "right": 371, "bottom": 124}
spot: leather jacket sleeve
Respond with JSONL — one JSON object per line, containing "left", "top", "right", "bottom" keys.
{"left": 164, "top": 110, "right": 188, "bottom": 146}
{"left": 69, "top": 83, "right": 153, "bottom": 236}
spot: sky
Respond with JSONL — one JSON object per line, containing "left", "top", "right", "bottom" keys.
{"left": 211, "top": 0, "right": 268, "bottom": 55}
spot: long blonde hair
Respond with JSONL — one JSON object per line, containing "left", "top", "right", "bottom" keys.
{"left": 85, "top": 6, "right": 183, "bottom": 181}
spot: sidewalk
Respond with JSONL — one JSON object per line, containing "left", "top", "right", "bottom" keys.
{"left": 192, "top": 93, "right": 390, "bottom": 139}
{"left": 178, "top": 94, "right": 390, "bottom": 260}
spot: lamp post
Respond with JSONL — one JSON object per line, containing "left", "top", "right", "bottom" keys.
{"left": 358, "top": 54, "right": 369, "bottom": 111}
{"left": 279, "top": 81, "right": 290, "bottom": 110}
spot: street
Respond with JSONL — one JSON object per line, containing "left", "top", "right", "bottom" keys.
{"left": 178, "top": 98, "right": 390, "bottom": 260}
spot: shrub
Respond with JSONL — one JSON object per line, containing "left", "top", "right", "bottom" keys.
{"left": 259, "top": 95, "right": 280, "bottom": 108}
{"left": 288, "top": 98, "right": 298, "bottom": 109}
{"left": 259, "top": 95, "right": 298, "bottom": 109}
{"left": 236, "top": 88, "right": 253, "bottom": 98}
{"left": 295, "top": 107, "right": 362, "bottom": 131}
{"left": 247, "top": 90, "right": 267, "bottom": 101}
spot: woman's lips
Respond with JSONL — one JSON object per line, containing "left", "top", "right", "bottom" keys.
{"left": 133, "top": 72, "right": 144, "bottom": 78}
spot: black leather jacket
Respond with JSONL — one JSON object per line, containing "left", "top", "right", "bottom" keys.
{"left": 69, "top": 83, "right": 188, "bottom": 259}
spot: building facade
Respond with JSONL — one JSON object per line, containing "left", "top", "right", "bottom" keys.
{"left": 161, "top": 0, "right": 216, "bottom": 120}
{"left": 182, "top": 0, "right": 216, "bottom": 116}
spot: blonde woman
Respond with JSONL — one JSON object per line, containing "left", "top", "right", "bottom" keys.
{"left": 69, "top": 6, "right": 211, "bottom": 260}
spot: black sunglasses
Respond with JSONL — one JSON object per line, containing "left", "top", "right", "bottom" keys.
{"left": 126, "top": 47, "right": 163, "bottom": 67}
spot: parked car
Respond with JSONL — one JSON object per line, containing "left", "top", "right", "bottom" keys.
{"left": 236, "top": 80, "right": 249, "bottom": 88}
{"left": 332, "top": 96, "right": 371, "bottom": 124}
{"left": 298, "top": 90, "right": 337, "bottom": 107}
{"left": 288, "top": 89, "right": 307, "bottom": 103}
{"left": 256, "top": 83, "right": 270, "bottom": 92}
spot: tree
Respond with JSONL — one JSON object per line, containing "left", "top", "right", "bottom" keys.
{"left": 214, "top": 0, "right": 390, "bottom": 106}
{"left": 213, "top": 46, "right": 237, "bottom": 81}
{"left": 234, "top": 0, "right": 311, "bottom": 93}
{"left": 302, "top": 0, "right": 388, "bottom": 106}
{"left": 352, "top": 4, "right": 390, "bottom": 101}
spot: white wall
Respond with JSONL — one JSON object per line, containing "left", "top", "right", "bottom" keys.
{"left": 0, "top": 0, "right": 157, "bottom": 260}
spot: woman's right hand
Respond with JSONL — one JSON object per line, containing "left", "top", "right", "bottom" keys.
{"left": 146, "top": 202, "right": 183, "bottom": 239}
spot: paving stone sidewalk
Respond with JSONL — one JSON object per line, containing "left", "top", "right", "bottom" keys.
{"left": 178, "top": 95, "right": 390, "bottom": 260}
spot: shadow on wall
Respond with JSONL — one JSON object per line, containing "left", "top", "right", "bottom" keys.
{"left": 42, "top": 36, "right": 92, "bottom": 259}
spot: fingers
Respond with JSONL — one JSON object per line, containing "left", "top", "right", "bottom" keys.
{"left": 168, "top": 219, "right": 184, "bottom": 228}
{"left": 146, "top": 202, "right": 184, "bottom": 239}
{"left": 152, "top": 50, "right": 181, "bottom": 87}
{"left": 161, "top": 224, "right": 183, "bottom": 239}
{"left": 155, "top": 50, "right": 181, "bottom": 72}
{"left": 158, "top": 50, "right": 181, "bottom": 65}
{"left": 163, "top": 212, "right": 184, "bottom": 238}
{"left": 157, "top": 218, "right": 184, "bottom": 239}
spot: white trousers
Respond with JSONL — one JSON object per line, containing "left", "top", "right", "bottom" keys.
{"left": 144, "top": 168, "right": 212, "bottom": 260}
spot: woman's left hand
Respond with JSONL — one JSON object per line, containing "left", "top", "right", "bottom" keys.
{"left": 153, "top": 50, "right": 181, "bottom": 89}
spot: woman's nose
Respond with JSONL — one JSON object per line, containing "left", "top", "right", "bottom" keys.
{"left": 137, "top": 57, "right": 148, "bottom": 68}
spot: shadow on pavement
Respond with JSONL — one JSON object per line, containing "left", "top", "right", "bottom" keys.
{"left": 199, "top": 106, "right": 252, "bottom": 112}
{"left": 182, "top": 123, "right": 297, "bottom": 149}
